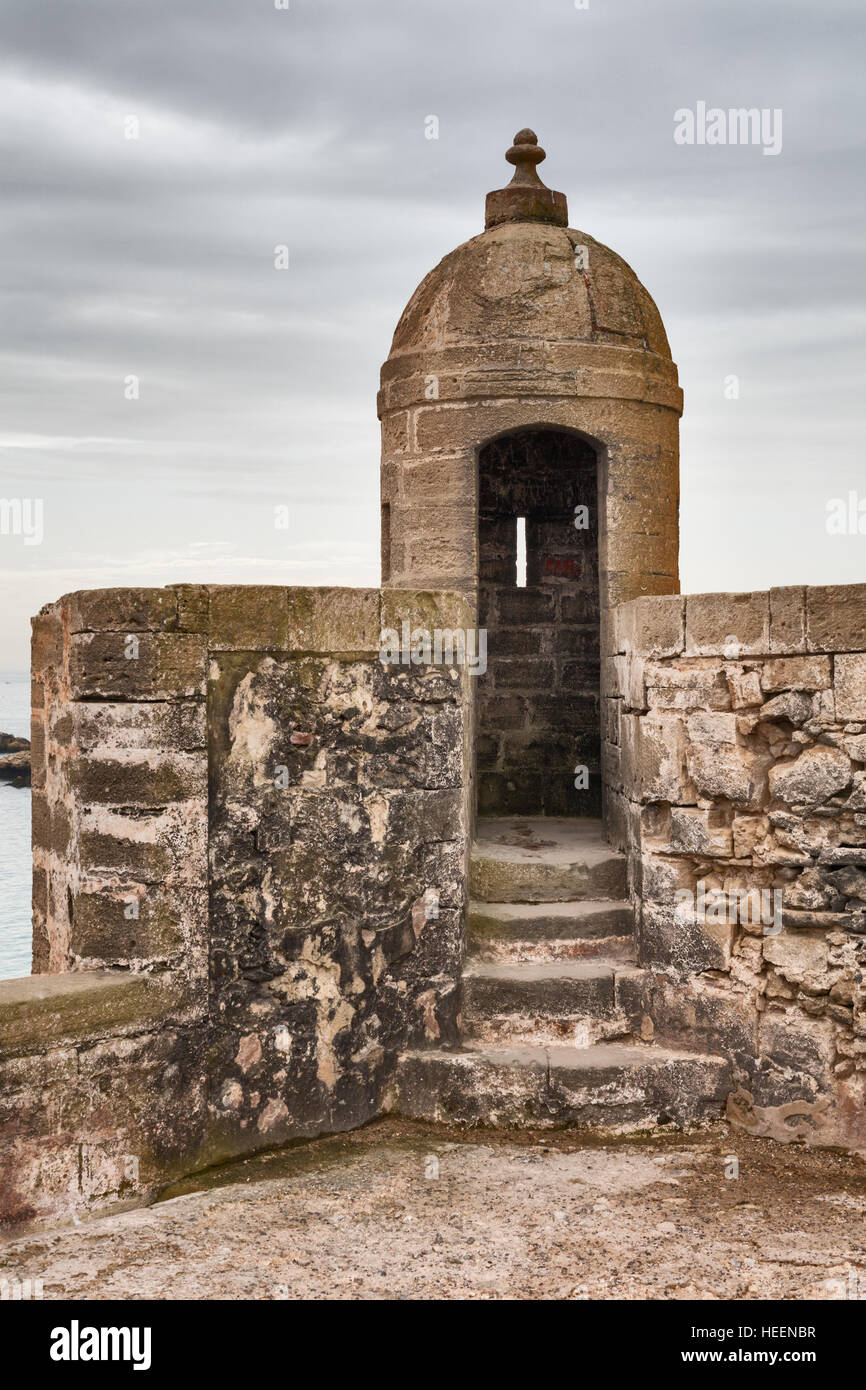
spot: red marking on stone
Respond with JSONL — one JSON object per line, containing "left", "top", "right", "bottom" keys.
{"left": 543, "top": 556, "right": 582, "bottom": 577}
{"left": 290, "top": 732, "right": 313, "bottom": 746}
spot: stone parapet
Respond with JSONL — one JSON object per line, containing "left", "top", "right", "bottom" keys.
{"left": 606, "top": 583, "right": 866, "bottom": 1154}
{"left": 2, "top": 585, "right": 474, "bottom": 1229}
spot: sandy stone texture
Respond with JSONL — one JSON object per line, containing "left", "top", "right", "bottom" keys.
{"left": 2, "top": 1118, "right": 865, "bottom": 1301}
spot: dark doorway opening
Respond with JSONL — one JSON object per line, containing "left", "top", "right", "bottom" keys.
{"left": 477, "top": 428, "right": 600, "bottom": 817}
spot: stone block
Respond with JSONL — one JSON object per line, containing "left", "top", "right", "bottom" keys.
{"left": 399, "top": 530, "right": 476, "bottom": 589}
{"left": 295, "top": 586, "right": 384, "bottom": 654}
{"left": 727, "top": 668, "right": 762, "bottom": 709}
{"left": 29, "top": 791, "right": 71, "bottom": 856}
{"left": 76, "top": 831, "right": 173, "bottom": 883}
{"left": 492, "top": 659, "right": 556, "bottom": 690}
{"left": 614, "top": 594, "right": 684, "bottom": 658}
{"left": 478, "top": 695, "right": 527, "bottom": 731}
{"left": 28, "top": 718, "right": 46, "bottom": 790}
{"left": 685, "top": 591, "right": 769, "bottom": 658}
{"left": 757, "top": 691, "right": 813, "bottom": 726}
{"left": 842, "top": 733, "right": 866, "bottom": 762}
{"left": 621, "top": 712, "right": 689, "bottom": 804}
{"left": 806, "top": 584, "right": 866, "bottom": 652}
{"left": 762, "top": 933, "right": 833, "bottom": 993}
{"left": 601, "top": 738, "right": 622, "bottom": 795}
{"left": 69, "top": 752, "right": 206, "bottom": 807}
{"left": 669, "top": 807, "right": 733, "bottom": 857}
{"left": 768, "top": 746, "right": 852, "bottom": 808}
{"left": 381, "top": 409, "right": 409, "bottom": 455}
{"left": 77, "top": 803, "right": 207, "bottom": 885}
{"left": 619, "top": 654, "right": 646, "bottom": 710}
{"left": 637, "top": 902, "right": 733, "bottom": 975}
{"left": 846, "top": 772, "right": 866, "bottom": 811}
{"left": 208, "top": 586, "right": 290, "bottom": 650}
{"left": 732, "top": 814, "right": 771, "bottom": 860}
{"left": 645, "top": 661, "right": 730, "bottom": 712}
{"left": 491, "top": 628, "right": 544, "bottom": 658}
{"left": 400, "top": 454, "right": 476, "bottom": 505}
{"left": 31, "top": 610, "right": 64, "bottom": 676}
{"left": 760, "top": 655, "right": 831, "bottom": 692}
{"left": 69, "top": 885, "right": 203, "bottom": 964}
{"left": 171, "top": 584, "right": 209, "bottom": 632}
{"left": 639, "top": 852, "right": 699, "bottom": 906}
{"left": 835, "top": 654, "right": 866, "bottom": 722}
{"left": 768, "top": 587, "right": 806, "bottom": 653}
{"left": 0, "top": 973, "right": 155, "bottom": 1056}
{"left": 66, "top": 588, "right": 178, "bottom": 633}
{"left": 603, "top": 695, "right": 621, "bottom": 746}
{"left": 495, "top": 588, "right": 556, "bottom": 625}
{"left": 687, "top": 710, "right": 738, "bottom": 745}
{"left": 71, "top": 701, "right": 206, "bottom": 754}
{"left": 756, "top": 1013, "right": 836, "bottom": 1100}
{"left": 600, "top": 655, "right": 624, "bottom": 701}
{"left": 687, "top": 741, "right": 764, "bottom": 807}
{"left": 380, "top": 589, "right": 474, "bottom": 645}
{"left": 69, "top": 632, "right": 206, "bottom": 701}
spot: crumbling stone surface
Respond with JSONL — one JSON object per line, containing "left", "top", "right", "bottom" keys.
{"left": 206, "top": 647, "right": 469, "bottom": 1158}
{"left": 1, "top": 585, "right": 472, "bottom": 1230}
{"left": 608, "top": 586, "right": 866, "bottom": 1156}
{"left": 4, "top": 1119, "right": 864, "bottom": 1300}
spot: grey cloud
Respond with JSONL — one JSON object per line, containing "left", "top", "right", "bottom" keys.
{"left": 0, "top": 0, "right": 863, "bottom": 669}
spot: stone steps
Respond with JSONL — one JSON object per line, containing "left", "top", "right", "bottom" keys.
{"left": 462, "top": 959, "right": 643, "bottom": 1046}
{"left": 393, "top": 1044, "right": 732, "bottom": 1132}
{"left": 467, "top": 899, "right": 634, "bottom": 963}
{"left": 470, "top": 816, "right": 627, "bottom": 903}
{"left": 391, "top": 816, "right": 730, "bottom": 1134}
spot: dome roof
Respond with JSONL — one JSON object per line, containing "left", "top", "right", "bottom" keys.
{"left": 388, "top": 219, "right": 672, "bottom": 362}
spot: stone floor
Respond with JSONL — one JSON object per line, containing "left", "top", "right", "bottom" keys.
{"left": 2, "top": 1118, "right": 866, "bottom": 1300}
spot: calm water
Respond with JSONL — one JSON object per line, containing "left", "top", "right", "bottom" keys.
{"left": 0, "top": 675, "right": 32, "bottom": 980}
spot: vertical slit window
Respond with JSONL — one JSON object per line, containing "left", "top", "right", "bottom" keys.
{"left": 516, "top": 515, "right": 527, "bottom": 587}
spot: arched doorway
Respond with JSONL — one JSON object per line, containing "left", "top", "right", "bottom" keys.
{"left": 476, "top": 427, "right": 600, "bottom": 818}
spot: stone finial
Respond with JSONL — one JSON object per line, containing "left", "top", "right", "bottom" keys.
{"left": 485, "top": 129, "right": 568, "bottom": 230}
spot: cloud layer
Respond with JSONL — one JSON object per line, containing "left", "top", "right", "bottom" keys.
{"left": 0, "top": 0, "right": 863, "bottom": 669}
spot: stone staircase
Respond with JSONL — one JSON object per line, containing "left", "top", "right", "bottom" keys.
{"left": 393, "top": 818, "right": 730, "bottom": 1132}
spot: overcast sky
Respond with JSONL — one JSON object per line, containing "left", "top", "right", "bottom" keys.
{"left": 0, "top": 0, "right": 863, "bottom": 672}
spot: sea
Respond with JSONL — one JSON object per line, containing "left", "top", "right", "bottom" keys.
{"left": 0, "top": 675, "right": 31, "bottom": 980}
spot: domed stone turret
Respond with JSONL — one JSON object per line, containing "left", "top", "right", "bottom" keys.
{"left": 391, "top": 130, "right": 672, "bottom": 364}
{"left": 389, "top": 217, "right": 674, "bottom": 361}
{"left": 378, "top": 131, "right": 683, "bottom": 819}
{"left": 380, "top": 129, "right": 681, "bottom": 600}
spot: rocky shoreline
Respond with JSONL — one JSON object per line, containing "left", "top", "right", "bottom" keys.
{"left": 0, "top": 732, "right": 30, "bottom": 788}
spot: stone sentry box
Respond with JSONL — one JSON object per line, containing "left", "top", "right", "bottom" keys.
{"left": 1, "top": 585, "right": 473, "bottom": 1227}
{"left": 379, "top": 130, "right": 682, "bottom": 822}
{"left": 5, "top": 132, "right": 866, "bottom": 1231}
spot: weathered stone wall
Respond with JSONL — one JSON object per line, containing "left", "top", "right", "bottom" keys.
{"left": 1, "top": 585, "right": 472, "bottom": 1229}
{"left": 605, "top": 585, "right": 866, "bottom": 1154}
{"left": 31, "top": 585, "right": 209, "bottom": 987}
